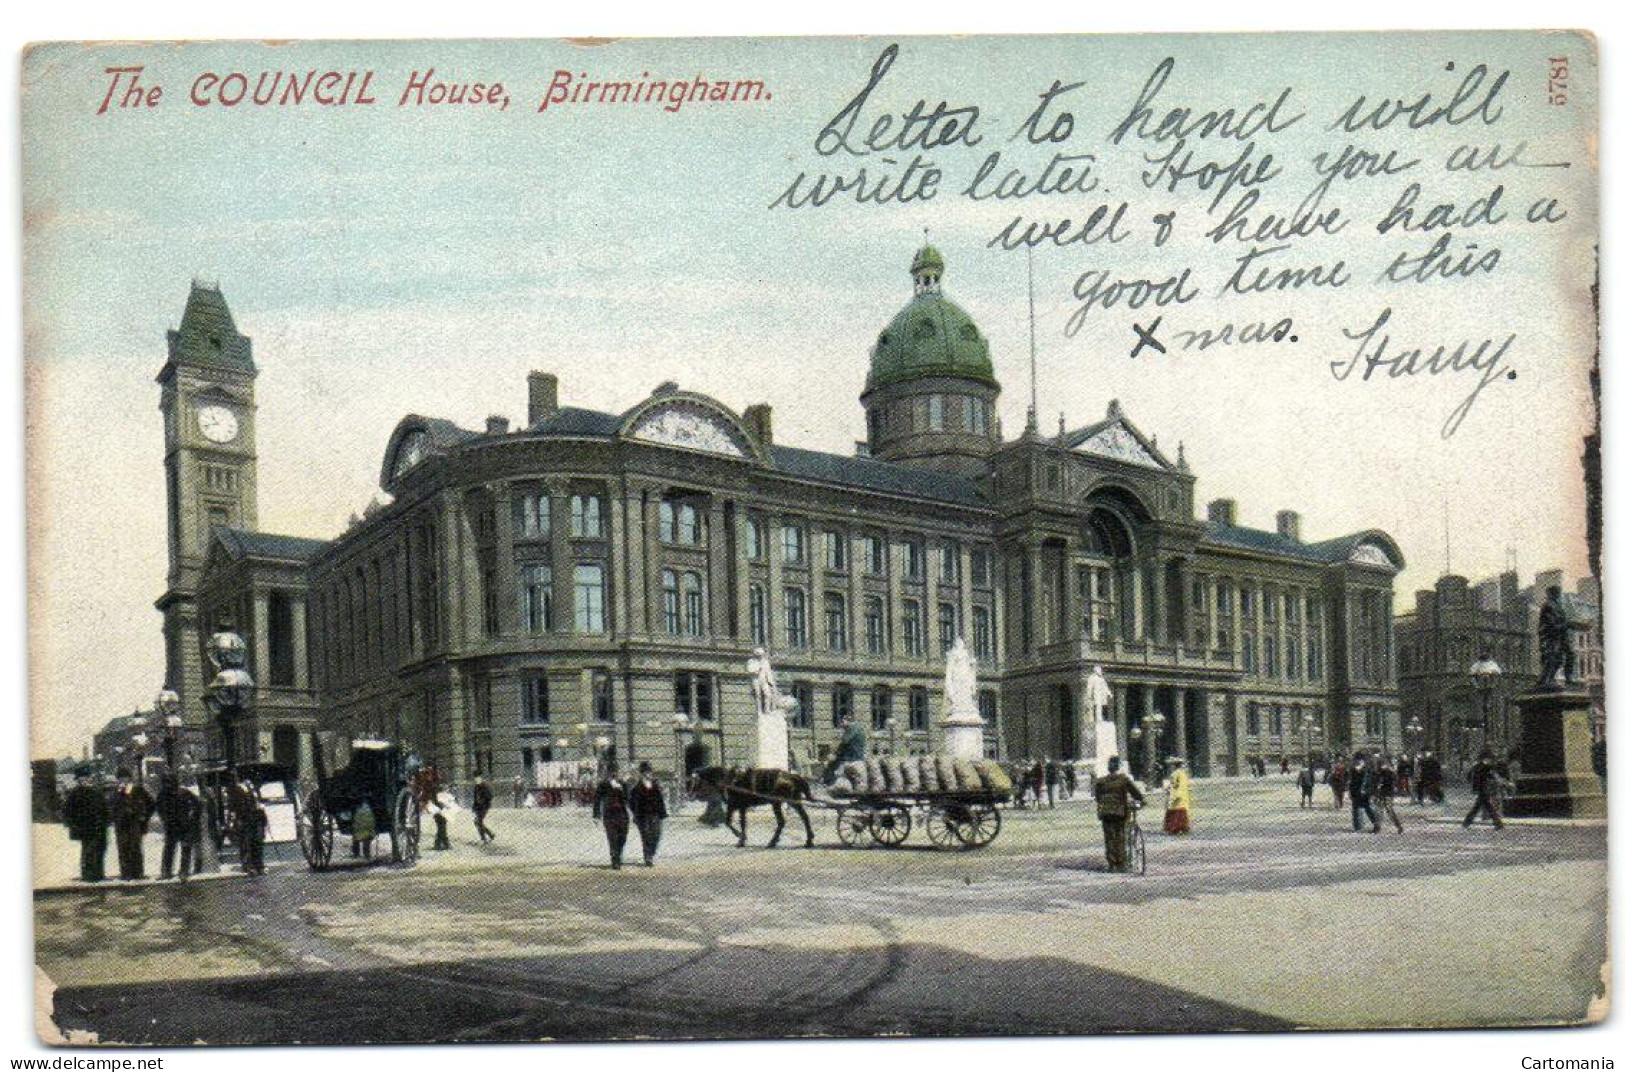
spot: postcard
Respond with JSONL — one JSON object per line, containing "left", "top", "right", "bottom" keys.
{"left": 22, "top": 31, "right": 1604, "bottom": 1045}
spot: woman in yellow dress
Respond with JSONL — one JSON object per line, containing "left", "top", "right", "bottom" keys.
{"left": 1163, "top": 757, "right": 1192, "bottom": 834}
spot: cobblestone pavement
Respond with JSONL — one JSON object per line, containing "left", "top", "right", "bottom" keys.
{"left": 34, "top": 777, "right": 1608, "bottom": 1044}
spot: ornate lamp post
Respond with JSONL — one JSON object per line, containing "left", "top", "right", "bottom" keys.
{"left": 1470, "top": 654, "right": 1504, "bottom": 752}
{"left": 202, "top": 629, "right": 255, "bottom": 776}
{"left": 131, "top": 723, "right": 149, "bottom": 784}
{"left": 1303, "top": 716, "right": 1320, "bottom": 769}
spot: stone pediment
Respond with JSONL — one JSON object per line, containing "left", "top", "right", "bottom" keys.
{"left": 1071, "top": 419, "right": 1168, "bottom": 470}
{"left": 628, "top": 404, "right": 748, "bottom": 458}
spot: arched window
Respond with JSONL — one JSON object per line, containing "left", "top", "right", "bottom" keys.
{"left": 662, "top": 570, "right": 681, "bottom": 635}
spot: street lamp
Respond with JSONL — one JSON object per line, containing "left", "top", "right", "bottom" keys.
{"left": 1303, "top": 717, "right": 1320, "bottom": 770}
{"left": 1470, "top": 654, "right": 1503, "bottom": 752}
{"left": 1144, "top": 712, "right": 1166, "bottom": 785}
{"left": 203, "top": 629, "right": 254, "bottom": 776}
{"left": 156, "top": 689, "right": 182, "bottom": 772}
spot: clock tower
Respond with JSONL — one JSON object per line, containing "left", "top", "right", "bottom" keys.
{"left": 156, "top": 281, "right": 260, "bottom": 729}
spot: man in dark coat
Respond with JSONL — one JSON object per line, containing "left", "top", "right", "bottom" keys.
{"left": 627, "top": 761, "right": 668, "bottom": 867}
{"left": 472, "top": 775, "right": 495, "bottom": 843}
{"left": 823, "top": 715, "right": 868, "bottom": 783}
{"left": 111, "top": 770, "right": 155, "bottom": 880}
{"left": 62, "top": 768, "right": 110, "bottom": 882}
{"left": 1463, "top": 750, "right": 1506, "bottom": 830}
{"left": 1349, "top": 754, "right": 1380, "bottom": 833}
{"left": 228, "top": 778, "right": 267, "bottom": 875}
{"left": 156, "top": 776, "right": 203, "bottom": 880}
{"left": 591, "top": 764, "right": 632, "bottom": 869}
{"left": 1094, "top": 756, "right": 1145, "bottom": 872}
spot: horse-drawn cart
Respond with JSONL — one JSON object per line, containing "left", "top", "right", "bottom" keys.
{"left": 832, "top": 789, "right": 1005, "bottom": 849}
{"left": 296, "top": 739, "right": 422, "bottom": 870}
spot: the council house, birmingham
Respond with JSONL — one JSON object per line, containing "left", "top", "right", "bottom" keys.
{"left": 160, "top": 245, "right": 1404, "bottom": 785}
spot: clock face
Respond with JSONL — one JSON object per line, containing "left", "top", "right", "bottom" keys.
{"left": 198, "top": 405, "right": 239, "bottom": 444}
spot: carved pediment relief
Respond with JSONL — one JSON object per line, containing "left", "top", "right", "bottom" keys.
{"left": 628, "top": 403, "right": 749, "bottom": 458}
{"left": 1073, "top": 421, "right": 1165, "bottom": 469}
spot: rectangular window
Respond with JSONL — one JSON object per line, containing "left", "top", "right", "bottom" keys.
{"left": 903, "top": 540, "right": 924, "bottom": 581}
{"left": 1264, "top": 591, "right": 1279, "bottom": 621}
{"left": 870, "top": 686, "right": 892, "bottom": 730}
{"left": 1243, "top": 634, "right": 1257, "bottom": 673}
{"left": 865, "top": 597, "right": 887, "bottom": 656}
{"left": 860, "top": 534, "right": 886, "bottom": 575}
{"left": 750, "top": 584, "right": 768, "bottom": 646}
{"left": 1216, "top": 581, "right": 1233, "bottom": 615}
{"left": 520, "top": 564, "right": 553, "bottom": 633}
{"left": 473, "top": 677, "right": 493, "bottom": 729}
{"left": 1308, "top": 638, "right": 1323, "bottom": 681}
{"left": 683, "top": 572, "right": 705, "bottom": 637}
{"left": 662, "top": 570, "right": 681, "bottom": 635}
{"left": 1240, "top": 586, "right": 1255, "bottom": 616}
{"left": 902, "top": 600, "right": 924, "bottom": 657}
{"left": 513, "top": 490, "right": 550, "bottom": 539}
{"left": 786, "top": 587, "right": 808, "bottom": 648}
{"left": 908, "top": 687, "right": 929, "bottom": 732}
{"left": 940, "top": 542, "right": 960, "bottom": 584}
{"left": 745, "top": 516, "right": 764, "bottom": 561}
{"left": 928, "top": 395, "right": 945, "bottom": 431}
{"left": 971, "top": 547, "right": 993, "bottom": 587}
{"left": 570, "top": 494, "right": 604, "bottom": 537}
{"left": 1285, "top": 593, "right": 1298, "bottom": 623}
{"left": 825, "top": 531, "right": 847, "bottom": 572}
{"left": 938, "top": 602, "right": 959, "bottom": 655}
{"left": 1270, "top": 705, "right": 1284, "bottom": 735}
{"left": 972, "top": 605, "right": 993, "bottom": 662}
{"left": 592, "top": 668, "right": 613, "bottom": 722}
{"left": 482, "top": 566, "right": 500, "bottom": 637}
{"left": 521, "top": 673, "right": 550, "bottom": 725}
{"left": 674, "top": 671, "right": 715, "bottom": 721}
{"left": 1287, "top": 638, "right": 1301, "bottom": 680}
{"left": 825, "top": 593, "right": 848, "bottom": 652}
{"left": 978, "top": 690, "right": 998, "bottom": 725}
{"left": 782, "top": 523, "right": 806, "bottom": 565}
{"left": 1264, "top": 636, "right": 1279, "bottom": 677}
{"left": 790, "top": 683, "right": 813, "bottom": 729}
{"left": 832, "top": 683, "right": 854, "bottom": 728}
{"left": 1246, "top": 702, "right": 1260, "bottom": 735}
{"left": 574, "top": 564, "right": 606, "bottom": 633}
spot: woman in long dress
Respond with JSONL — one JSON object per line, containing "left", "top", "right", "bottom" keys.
{"left": 1163, "top": 757, "right": 1193, "bottom": 834}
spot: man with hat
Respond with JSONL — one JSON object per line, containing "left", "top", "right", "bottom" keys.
{"left": 1094, "top": 756, "right": 1145, "bottom": 872}
{"left": 111, "top": 768, "right": 156, "bottom": 880}
{"left": 62, "top": 766, "right": 111, "bottom": 882}
{"left": 627, "top": 761, "right": 668, "bottom": 867}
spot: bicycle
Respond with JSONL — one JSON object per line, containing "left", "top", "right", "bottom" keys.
{"left": 1125, "top": 801, "right": 1147, "bottom": 876}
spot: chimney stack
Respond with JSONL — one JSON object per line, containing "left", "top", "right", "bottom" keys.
{"left": 486, "top": 415, "right": 510, "bottom": 435}
{"left": 528, "top": 371, "right": 559, "bottom": 426}
{"left": 1207, "top": 499, "right": 1237, "bottom": 527}
{"left": 743, "top": 403, "right": 773, "bottom": 448}
{"left": 1276, "top": 510, "right": 1301, "bottom": 542}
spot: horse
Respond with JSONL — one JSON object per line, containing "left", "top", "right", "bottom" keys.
{"left": 690, "top": 766, "right": 816, "bottom": 848}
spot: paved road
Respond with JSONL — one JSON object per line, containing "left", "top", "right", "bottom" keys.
{"left": 35, "top": 778, "right": 1608, "bottom": 1044}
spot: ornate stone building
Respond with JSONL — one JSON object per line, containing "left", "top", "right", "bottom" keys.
{"left": 169, "top": 248, "right": 1404, "bottom": 785}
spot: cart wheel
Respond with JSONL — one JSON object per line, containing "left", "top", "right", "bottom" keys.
{"left": 298, "top": 791, "right": 334, "bottom": 871}
{"left": 392, "top": 788, "right": 421, "bottom": 865}
{"left": 1128, "top": 822, "right": 1147, "bottom": 876}
{"left": 835, "top": 807, "right": 872, "bottom": 848}
{"left": 957, "top": 803, "right": 1001, "bottom": 849}
{"left": 925, "top": 806, "right": 962, "bottom": 849}
{"left": 870, "top": 803, "right": 912, "bottom": 847}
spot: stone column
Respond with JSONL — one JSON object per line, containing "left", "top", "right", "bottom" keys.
{"left": 809, "top": 527, "right": 827, "bottom": 653}
{"left": 291, "top": 596, "right": 309, "bottom": 690}
{"left": 1129, "top": 563, "right": 1145, "bottom": 642}
{"left": 550, "top": 484, "right": 574, "bottom": 634}
{"left": 731, "top": 503, "right": 751, "bottom": 642}
{"left": 608, "top": 492, "right": 628, "bottom": 637}
{"left": 252, "top": 592, "right": 270, "bottom": 684}
{"left": 885, "top": 530, "right": 904, "bottom": 660}
{"left": 642, "top": 485, "right": 665, "bottom": 637}
{"left": 991, "top": 544, "right": 1007, "bottom": 667}
{"left": 494, "top": 482, "right": 519, "bottom": 636}
{"left": 767, "top": 516, "right": 787, "bottom": 651}
{"left": 707, "top": 499, "right": 729, "bottom": 641}
{"left": 1150, "top": 557, "right": 1167, "bottom": 645}
{"left": 623, "top": 485, "right": 647, "bottom": 638}
{"left": 1023, "top": 538, "right": 1042, "bottom": 655}
{"left": 1172, "top": 687, "right": 1188, "bottom": 761}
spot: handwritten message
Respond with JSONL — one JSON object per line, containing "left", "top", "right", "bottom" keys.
{"left": 769, "top": 44, "right": 1578, "bottom": 438}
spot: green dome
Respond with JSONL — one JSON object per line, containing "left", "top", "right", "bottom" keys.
{"left": 865, "top": 247, "right": 996, "bottom": 394}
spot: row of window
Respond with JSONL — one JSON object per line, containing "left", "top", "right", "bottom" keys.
{"left": 870, "top": 394, "right": 994, "bottom": 440}
{"left": 511, "top": 491, "right": 606, "bottom": 540}
{"left": 768, "top": 586, "right": 994, "bottom": 660}
{"left": 516, "top": 563, "right": 606, "bottom": 634}
{"left": 746, "top": 519, "right": 994, "bottom": 584}
{"left": 1243, "top": 701, "right": 1326, "bottom": 737}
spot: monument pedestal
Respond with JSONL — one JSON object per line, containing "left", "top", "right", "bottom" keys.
{"left": 943, "top": 709, "right": 986, "bottom": 760}
{"left": 1504, "top": 689, "right": 1605, "bottom": 819}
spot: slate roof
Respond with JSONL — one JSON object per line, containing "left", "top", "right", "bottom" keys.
{"left": 514, "top": 404, "right": 988, "bottom": 507}
{"left": 1202, "top": 523, "right": 1399, "bottom": 567}
{"left": 215, "top": 527, "right": 330, "bottom": 562}
{"left": 166, "top": 283, "right": 254, "bottom": 371}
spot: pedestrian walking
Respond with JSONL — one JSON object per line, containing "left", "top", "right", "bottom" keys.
{"left": 1420, "top": 750, "right": 1446, "bottom": 804}
{"left": 511, "top": 774, "right": 525, "bottom": 809}
{"left": 592, "top": 764, "right": 632, "bottom": 869}
{"left": 1349, "top": 754, "right": 1380, "bottom": 833}
{"left": 472, "top": 775, "right": 496, "bottom": 843}
{"left": 228, "top": 778, "right": 267, "bottom": 875}
{"left": 1462, "top": 751, "right": 1506, "bottom": 830}
{"left": 430, "top": 793, "right": 452, "bottom": 850}
{"left": 1297, "top": 765, "right": 1316, "bottom": 808}
{"left": 1376, "top": 757, "right": 1404, "bottom": 834}
{"left": 1163, "top": 757, "right": 1192, "bottom": 834}
{"left": 111, "top": 769, "right": 155, "bottom": 880}
{"left": 156, "top": 775, "right": 202, "bottom": 880}
{"left": 1095, "top": 757, "right": 1145, "bottom": 872}
{"left": 627, "top": 761, "right": 667, "bottom": 866}
{"left": 1044, "top": 758, "right": 1060, "bottom": 809}
{"left": 62, "top": 767, "right": 110, "bottom": 883}
{"left": 1330, "top": 757, "right": 1349, "bottom": 810}
{"left": 1064, "top": 762, "right": 1078, "bottom": 800}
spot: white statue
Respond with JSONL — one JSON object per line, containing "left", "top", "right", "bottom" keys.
{"left": 1084, "top": 665, "right": 1122, "bottom": 778}
{"left": 749, "top": 647, "right": 790, "bottom": 771}
{"left": 942, "top": 637, "right": 986, "bottom": 759}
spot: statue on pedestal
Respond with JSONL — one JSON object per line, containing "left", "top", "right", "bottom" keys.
{"left": 942, "top": 637, "right": 986, "bottom": 760}
{"left": 749, "top": 647, "right": 791, "bottom": 771}
{"left": 1084, "top": 664, "right": 1122, "bottom": 778}
{"left": 1536, "top": 586, "right": 1577, "bottom": 690}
